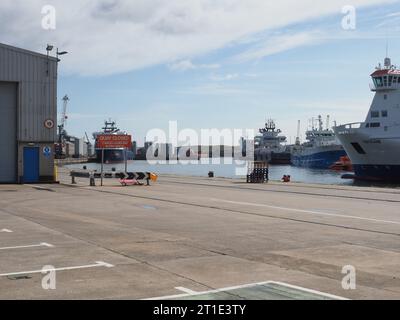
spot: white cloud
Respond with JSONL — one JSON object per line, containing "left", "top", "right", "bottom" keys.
{"left": 168, "top": 59, "right": 220, "bottom": 71}
{"left": 386, "top": 11, "right": 400, "bottom": 17}
{"left": 176, "top": 83, "right": 254, "bottom": 96}
{"left": 210, "top": 73, "right": 239, "bottom": 81}
{"left": 0, "top": 0, "right": 392, "bottom": 76}
{"left": 233, "top": 32, "right": 323, "bottom": 62}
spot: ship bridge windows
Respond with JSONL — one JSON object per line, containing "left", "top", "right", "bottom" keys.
{"left": 373, "top": 77, "right": 383, "bottom": 87}
{"left": 373, "top": 76, "right": 393, "bottom": 87}
{"left": 365, "top": 122, "right": 381, "bottom": 128}
{"left": 371, "top": 111, "right": 380, "bottom": 118}
{"left": 382, "top": 110, "right": 388, "bottom": 117}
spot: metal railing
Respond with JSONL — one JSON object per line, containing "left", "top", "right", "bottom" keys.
{"left": 334, "top": 122, "right": 364, "bottom": 134}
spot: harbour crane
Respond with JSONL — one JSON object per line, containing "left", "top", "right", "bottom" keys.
{"left": 85, "top": 131, "right": 92, "bottom": 157}
{"left": 58, "top": 95, "right": 69, "bottom": 141}
{"left": 55, "top": 95, "right": 70, "bottom": 158}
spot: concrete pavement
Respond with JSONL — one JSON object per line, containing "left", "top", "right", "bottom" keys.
{"left": 0, "top": 169, "right": 400, "bottom": 299}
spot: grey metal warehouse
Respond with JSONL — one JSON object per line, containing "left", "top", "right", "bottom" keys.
{"left": 0, "top": 43, "right": 58, "bottom": 183}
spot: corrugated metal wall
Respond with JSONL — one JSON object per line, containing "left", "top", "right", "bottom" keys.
{"left": 0, "top": 82, "right": 17, "bottom": 182}
{"left": 0, "top": 43, "right": 58, "bottom": 142}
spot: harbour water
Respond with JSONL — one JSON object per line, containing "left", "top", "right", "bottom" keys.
{"left": 67, "top": 158, "right": 356, "bottom": 186}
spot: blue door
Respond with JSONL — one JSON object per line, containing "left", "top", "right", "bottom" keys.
{"left": 23, "top": 147, "right": 39, "bottom": 183}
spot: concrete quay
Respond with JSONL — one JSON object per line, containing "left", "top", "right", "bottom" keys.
{"left": 0, "top": 168, "right": 400, "bottom": 299}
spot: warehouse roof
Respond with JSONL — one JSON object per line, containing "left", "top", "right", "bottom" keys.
{"left": 0, "top": 42, "right": 58, "bottom": 62}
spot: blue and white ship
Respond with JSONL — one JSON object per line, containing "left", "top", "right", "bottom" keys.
{"left": 292, "top": 115, "right": 347, "bottom": 169}
{"left": 334, "top": 56, "right": 400, "bottom": 182}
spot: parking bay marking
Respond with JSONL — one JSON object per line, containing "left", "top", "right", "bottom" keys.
{"left": 0, "top": 261, "right": 114, "bottom": 278}
{"left": 211, "top": 198, "right": 400, "bottom": 226}
{"left": 148, "top": 281, "right": 347, "bottom": 300}
{"left": 0, "top": 242, "right": 54, "bottom": 251}
{"left": 174, "top": 287, "right": 198, "bottom": 295}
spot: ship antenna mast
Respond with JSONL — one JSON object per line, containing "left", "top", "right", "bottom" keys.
{"left": 318, "top": 115, "right": 323, "bottom": 131}
{"left": 386, "top": 38, "right": 389, "bottom": 58}
{"left": 295, "top": 120, "right": 301, "bottom": 145}
{"left": 384, "top": 39, "right": 392, "bottom": 69}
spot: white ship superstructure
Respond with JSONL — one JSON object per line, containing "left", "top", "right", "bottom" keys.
{"left": 334, "top": 56, "right": 400, "bottom": 181}
{"left": 254, "top": 119, "right": 291, "bottom": 164}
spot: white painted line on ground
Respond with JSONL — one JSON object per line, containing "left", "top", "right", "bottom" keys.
{"left": 211, "top": 198, "right": 400, "bottom": 226}
{"left": 0, "top": 242, "right": 54, "bottom": 251}
{"left": 0, "top": 229, "right": 13, "bottom": 233}
{"left": 175, "top": 287, "right": 198, "bottom": 295}
{"left": 146, "top": 281, "right": 347, "bottom": 300}
{"left": 0, "top": 261, "right": 114, "bottom": 278}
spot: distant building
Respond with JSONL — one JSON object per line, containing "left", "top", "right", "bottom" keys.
{"left": 131, "top": 141, "right": 137, "bottom": 159}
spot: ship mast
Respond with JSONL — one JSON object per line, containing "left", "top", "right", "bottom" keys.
{"left": 295, "top": 120, "right": 301, "bottom": 145}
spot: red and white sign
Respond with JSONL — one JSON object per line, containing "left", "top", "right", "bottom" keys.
{"left": 97, "top": 134, "right": 132, "bottom": 149}
{"left": 44, "top": 119, "right": 54, "bottom": 129}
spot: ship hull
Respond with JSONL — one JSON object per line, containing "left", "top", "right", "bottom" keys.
{"left": 352, "top": 164, "right": 400, "bottom": 182}
{"left": 291, "top": 147, "right": 347, "bottom": 169}
{"left": 334, "top": 127, "right": 400, "bottom": 181}
{"left": 95, "top": 149, "right": 134, "bottom": 163}
{"left": 254, "top": 149, "right": 291, "bottom": 165}
{"left": 270, "top": 152, "right": 291, "bottom": 165}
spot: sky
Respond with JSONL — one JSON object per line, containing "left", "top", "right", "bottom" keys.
{"left": 1, "top": 0, "right": 400, "bottom": 146}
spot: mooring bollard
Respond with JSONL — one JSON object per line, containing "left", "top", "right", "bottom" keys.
{"left": 89, "top": 172, "right": 96, "bottom": 186}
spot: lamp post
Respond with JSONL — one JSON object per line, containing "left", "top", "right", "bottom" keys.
{"left": 56, "top": 48, "right": 68, "bottom": 62}
{"left": 46, "top": 44, "right": 53, "bottom": 76}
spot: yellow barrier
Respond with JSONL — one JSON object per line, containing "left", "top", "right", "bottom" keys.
{"left": 54, "top": 165, "right": 58, "bottom": 182}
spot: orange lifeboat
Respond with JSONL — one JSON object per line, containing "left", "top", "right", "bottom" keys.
{"left": 329, "top": 156, "right": 353, "bottom": 172}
